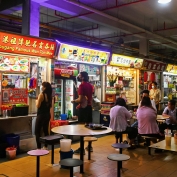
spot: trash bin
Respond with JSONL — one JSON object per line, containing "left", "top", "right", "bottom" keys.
{"left": 60, "top": 149, "right": 74, "bottom": 169}
{"left": 5, "top": 134, "right": 20, "bottom": 154}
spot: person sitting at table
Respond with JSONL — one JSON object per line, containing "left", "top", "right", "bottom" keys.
{"left": 109, "top": 98, "right": 138, "bottom": 149}
{"left": 159, "top": 100, "right": 177, "bottom": 133}
{"left": 131, "top": 90, "right": 157, "bottom": 128}
{"left": 136, "top": 97, "right": 164, "bottom": 141}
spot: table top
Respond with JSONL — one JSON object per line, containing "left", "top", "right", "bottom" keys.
{"left": 149, "top": 137, "right": 177, "bottom": 152}
{"left": 112, "top": 143, "right": 130, "bottom": 149}
{"left": 132, "top": 115, "right": 169, "bottom": 120}
{"left": 0, "top": 114, "right": 37, "bottom": 120}
{"left": 52, "top": 124, "right": 112, "bottom": 136}
{"left": 60, "top": 158, "right": 83, "bottom": 167}
{"left": 27, "top": 149, "right": 49, "bottom": 156}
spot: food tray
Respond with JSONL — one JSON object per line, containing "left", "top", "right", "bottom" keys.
{"left": 85, "top": 125, "right": 107, "bottom": 130}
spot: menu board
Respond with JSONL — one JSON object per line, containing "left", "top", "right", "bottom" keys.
{"left": 0, "top": 55, "right": 29, "bottom": 72}
{"left": 0, "top": 31, "right": 57, "bottom": 59}
{"left": 110, "top": 54, "right": 143, "bottom": 68}
{"left": 79, "top": 64, "right": 100, "bottom": 75}
{"left": 2, "top": 88, "right": 28, "bottom": 104}
{"left": 166, "top": 64, "right": 177, "bottom": 74}
{"left": 143, "top": 59, "right": 166, "bottom": 71}
{"left": 58, "top": 43, "right": 110, "bottom": 65}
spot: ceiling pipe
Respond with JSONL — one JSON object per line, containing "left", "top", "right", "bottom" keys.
{"left": 48, "top": 0, "right": 147, "bottom": 24}
{"left": 64, "top": 0, "right": 177, "bottom": 47}
{"left": 75, "top": 24, "right": 98, "bottom": 33}
{"left": 0, "top": 14, "right": 176, "bottom": 62}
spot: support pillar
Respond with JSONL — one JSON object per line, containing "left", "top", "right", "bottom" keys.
{"left": 22, "top": 0, "right": 40, "bottom": 37}
{"left": 139, "top": 39, "right": 149, "bottom": 57}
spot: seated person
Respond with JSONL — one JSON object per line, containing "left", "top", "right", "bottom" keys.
{"left": 109, "top": 98, "right": 138, "bottom": 149}
{"left": 131, "top": 90, "right": 157, "bottom": 128}
{"left": 136, "top": 97, "right": 164, "bottom": 140}
{"left": 159, "top": 100, "right": 177, "bottom": 133}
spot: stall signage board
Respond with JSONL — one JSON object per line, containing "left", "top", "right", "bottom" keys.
{"left": 166, "top": 64, "right": 177, "bottom": 74}
{"left": 0, "top": 55, "right": 29, "bottom": 72}
{"left": 143, "top": 59, "right": 166, "bottom": 71}
{"left": 2, "top": 88, "right": 28, "bottom": 104}
{"left": 110, "top": 54, "right": 143, "bottom": 68}
{"left": 58, "top": 43, "right": 110, "bottom": 65}
{"left": 54, "top": 68, "right": 78, "bottom": 78}
{"left": 79, "top": 64, "right": 100, "bottom": 75}
{"left": 0, "top": 32, "right": 57, "bottom": 59}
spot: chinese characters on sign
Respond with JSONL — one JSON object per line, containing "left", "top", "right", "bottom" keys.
{"left": 0, "top": 32, "right": 57, "bottom": 58}
{"left": 110, "top": 54, "right": 143, "bottom": 68}
{"left": 59, "top": 43, "right": 110, "bottom": 65}
{"left": 2, "top": 88, "right": 28, "bottom": 104}
{"left": 143, "top": 59, "right": 167, "bottom": 71}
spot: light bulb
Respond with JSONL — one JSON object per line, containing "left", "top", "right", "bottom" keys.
{"left": 158, "top": 0, "right": 171, "bottom": 4}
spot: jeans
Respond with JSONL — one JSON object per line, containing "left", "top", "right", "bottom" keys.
{"left": 131, "top": 121, "right": 138, "bottom": 128}
{"left": 35, "top": 113, "right": 50, "bottom": 149}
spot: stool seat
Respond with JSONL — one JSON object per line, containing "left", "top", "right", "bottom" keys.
{"left": 112, "top": 143, "right": 130, "bottom": 149}
{"left": 27, "top": 149, "right": 49, "bottom": 156}
{"left": 107, "top": 154, "right": 130, "bottom": 161}
{"left": 60, "top": 158, "right": 83, "bottom": 167}
{"left": 60, "top": 158, "right": 83, "bottom": 177}
{"left": 40, "top": 134, "right": 64, "bottom": 144}
{"left": 84, "top": 137, "right": 98, "bottom": 142}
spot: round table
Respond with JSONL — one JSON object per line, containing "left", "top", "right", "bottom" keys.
{"left": 157, "top": 115, "right": 170, "bottom": 120}
{"left": 52, "top": 124, "right": 112, "bottom": 173}
{"left": 27, "top": 150, "right": 49, "bottom": 177}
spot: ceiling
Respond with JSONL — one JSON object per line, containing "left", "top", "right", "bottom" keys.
{"left": 0, "top": 0, "right": 177, "bottom": 63}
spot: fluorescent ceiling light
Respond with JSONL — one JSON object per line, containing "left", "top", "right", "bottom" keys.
{"left": 158, "top": 0, "right": 171, "bottom": 4}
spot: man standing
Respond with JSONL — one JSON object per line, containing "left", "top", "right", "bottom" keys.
{"left": 71, "top": 71, "right": 93, "bottom": 154}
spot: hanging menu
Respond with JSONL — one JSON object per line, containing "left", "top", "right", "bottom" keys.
{"left": 58, "top": 43, "right": 110, "bottom": 65}
{"left": 110, "top": 54, "right": 143, "bottom": 68}
{"left": 0, "top": 55, "right": 29, "bottom": 72}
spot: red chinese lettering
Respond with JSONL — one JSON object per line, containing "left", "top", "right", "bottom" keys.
{"left": 45, "top": 43, "right": 49, "bottom": 49}
{"left": 25, "top": 40, "right": 31, "bottom": 46}
{"left": 19, "top": 38, "right": 24, "bottom": 46}
{"left": 39, "top": 42, "right": 44, "bottom": 49}
{"left": 2, "top": 36, "right": 9, "bottom": 43}
{"left": 50, "top": 44, "right": 54, "bottom": 50}
{"left": 10, "top": 37, "right": 17, "bottom": 45}
{"left": 32, "top": 41, "right": 37, "bottom": 48}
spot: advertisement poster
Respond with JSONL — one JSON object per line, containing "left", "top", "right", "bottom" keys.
{"left": 2, "top": 88, "right": 28, "bottom": 104}
{"left": 54, "top": 68, "right": 78, "bottom": 78}
{"left": 79, "top": 64, "right": 100, "bottom": 76}
{"left": 166, "top": 64, "right": 177, "bottom": 74}
{"left": 110, "top": 54, "right": 143, "bottom": 68}
{"left": 58, "top": 43, "right": 110, "bottom": 65}
{"left": 0, "top": 31, "right": 57, "bottom": 58}
{"left": 0, "top": 55, "right": 29, "bottom": 72}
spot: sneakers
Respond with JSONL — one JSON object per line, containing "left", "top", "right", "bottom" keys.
{"left": 74, "top": 148, "right": 85, "bottom": 155}
{"left": 85, "top": 146, "right": 93, "bottom": 152}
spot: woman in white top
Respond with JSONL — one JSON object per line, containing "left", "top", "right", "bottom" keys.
{"left": 109, "top": 98, "right": 138, "bottom": 148}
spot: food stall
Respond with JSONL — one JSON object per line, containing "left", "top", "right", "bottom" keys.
{"left": 100, "top": 54, "right": 143, "bottom": 126}
{"left": 163, "top": 64, "right": 177, "bottom": 102}
{"left": 54, "top": 42, "right": 110, "bottom": 123}
{"left": 0, "top": 31, "right": 58, "bottom": 152}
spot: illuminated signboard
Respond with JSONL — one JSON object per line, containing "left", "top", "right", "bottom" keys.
{"left": 58, "top": 43, "right": 110, "bottom": 65}
{"left": 143, "top": 59, "right": 166, "bottom": 71}
{"left": 166, "top": 64, "right": 177, "bottom": 74}
{"left": 110, "top": 54, "right": 143, "bottom": 68}
{"left": 0, "top": 31, "right": 57, "bottom": 59}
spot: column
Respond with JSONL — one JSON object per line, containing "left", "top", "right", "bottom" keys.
{"left": 22, "top": 0, "right": 40, "bottom": 37}
{"left": 139, "top": 39, "right": 149, "bottom": 57}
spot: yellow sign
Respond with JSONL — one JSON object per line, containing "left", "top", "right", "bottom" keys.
{"left": 166, "top": 64, "right": 177, "bottom": 74}
{"left": 110, "top": 54, "right": 143, "bottom": 68}
{"left": 58, "top": 43, "right": 110, "bottom": 65}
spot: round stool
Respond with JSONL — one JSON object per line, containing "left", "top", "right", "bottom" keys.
{"left": 60, "top": 158, "right": 83, "bottom": 177}
{"left": 112, "top": 143, "right": 130, "bottom": 168}
{"left": 27, "top": 150, "right": 49, "bottom": 177}
{"left": 84, "top": 137, "right": 98, "bottom": 160}
{"left": 107, "top": 154, "right": 130, "bottom": 177}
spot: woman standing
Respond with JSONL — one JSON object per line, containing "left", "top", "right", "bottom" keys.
{"left": 149, "top": 82, "right": 161, "bottom": 111}
{"left": 35, "top": 82, "right": 52, "bottom": 149}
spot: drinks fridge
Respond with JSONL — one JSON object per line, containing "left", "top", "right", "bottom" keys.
{"left": 54, "top": 79, "right": 75, "bottom": 120}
